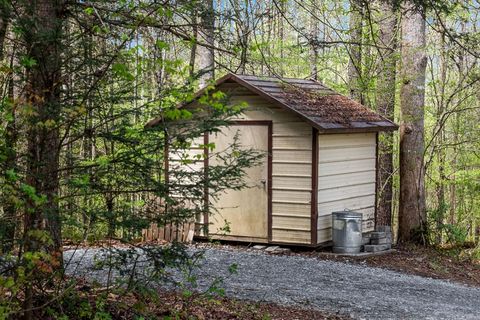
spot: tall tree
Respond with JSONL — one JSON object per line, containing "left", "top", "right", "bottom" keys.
{"left": 0, "top": 0, "right": 16, "bottom": 253}
{"left": 0, "top": 0, "right": 9, "bottom": 58}
{"left": 309, "top": 0, "right": 320, "bottom": 80}
{"left": 22, "top": 0, "right": 64, "bottom": 255}
{"left": 197, "top": 0, "right": 215, "bottom": 86}
{"left": 398, "top": 2, "right": 427, "bottom": 243}
{"left": 347, "top": 0, "right": 363, "bottom": 103}
{"left": 375, "top": 1, "right": 398, "bottom": 227}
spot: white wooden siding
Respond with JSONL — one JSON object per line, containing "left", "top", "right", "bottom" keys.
{"left": 317, "top": 133, "right": 377, "bottom": 244}
{"left": 167, "top": 135, "right": 206, "bottom": 232}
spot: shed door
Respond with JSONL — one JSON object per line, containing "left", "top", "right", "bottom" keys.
{"left": 209, "top": 123, "right": 270, "bottom": 241}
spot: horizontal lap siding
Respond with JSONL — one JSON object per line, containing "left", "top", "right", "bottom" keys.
{"left": 169, "top": 136, "right": 205, "bottom": 183}
{"left": 225, "top": 88, "right": 312, "bottom": 244}
{"left": 317, "top": 133, "right": 376, "bottom": 244}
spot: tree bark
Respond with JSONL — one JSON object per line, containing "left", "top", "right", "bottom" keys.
{"left": 23, "top": 0, "right": 64, "bottom": 254}
{"left": 348, "top": 0, "right": 363, "bottom": 103}
{"left": 375, "top": 1, "right": 397, "bottom": 227}
{"left": 309, "top": 0, "right": 320, "bottom": 80}
{"left": 435, "top": 25, "right": 447, "bottom": 244}
{"left": 0, "top": 0, "right": 16, "bottom": 253}
{"left": 197, "top": 0, "right": 215, "bottom": 87}
{"left": 0, "top": 0, "right": 8, "bottom": 58}
{"left": 398, "top": 2, "right": 427, "bottom": 244}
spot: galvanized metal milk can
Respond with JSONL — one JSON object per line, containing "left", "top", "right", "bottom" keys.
{"left": 332, "top": 211, "right": 363, "bottom": 253}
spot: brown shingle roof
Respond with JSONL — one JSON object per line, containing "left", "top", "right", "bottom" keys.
{"left": 147, "top": 73, "right": 398, "bottom": 132}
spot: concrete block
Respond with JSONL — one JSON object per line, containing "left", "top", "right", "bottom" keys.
{"left": 362, "top": 236, "right": 371, "bottom": 245}
{"left": 370, "top": 232, "right": 386, "bottom": 239}
{"left": 252, "top": 245, "right": 267, "bottom": 250}
{"left": 364, "top": 244, "right": 391, "bottom": 252}
{"left": 370, "top": 237, "right": 390, "bottom": 245}
{"left": 376, "top": 226, "right": 392, "bottom": 233}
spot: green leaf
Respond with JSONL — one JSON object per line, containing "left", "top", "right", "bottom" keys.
{"left": 112, "top": 63, "right": 134, "bottom": 81}
{"left": 20, "top": 56, "right": 37, "bottom": 68}
{"left": 228, "top": 263, "right": 238, "bottom": 275}
{"left": 84, "top": 7, "right": 94, "bottom": 15}
{"left": 155, "top": 40, "right": 169, "bottom": 50}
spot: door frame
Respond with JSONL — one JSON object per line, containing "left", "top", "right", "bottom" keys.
{"left": 203, "top": 120, "right": 273, "bottom": 242}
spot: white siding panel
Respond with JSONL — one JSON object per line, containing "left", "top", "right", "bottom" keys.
{"left": 273, "top": 136, "right": 311, "bottom": 150}
{"left": 272, "top": 229, "right": 311, "bottom": 244}
{"left": 273, "top": 189, "right": 311, "bottom": 203}
{"left": 274, "top": 122, "right": 312, "bottom": 135}
{"left": 317, "top": 133, "right": 377, "bottom": 244}
{"left": 318, "top": 170, "right": 375, "bottom": 189}
{"left": 317, "top": 133, "right": 375, "bottom": 148}
{"left": 272, "top": 216, "right": 310, "bottom": 230}
{"left": 272, "top": 202, "right": 310, "bottom": 216}
{"left": 273, "top": 150, "right": 311, "bottom": 162}
{"left": 319, "top": 145, "right": 375, "bottom": 163}
{"left": 235, "top": 108, "right": 301, "bottom": 123}
{"left": 319, "top": 158, "right": 375, "bottom": 177}
{"left": 318, "top": 195, "right": 375, "bottom": 217}
{"left": 318, "top": 182, "right": 375, "bottom": 203}
{"left": 273, "top": 163, "right": 311, "bottom": 176}
{"left": 317, "top": 228, "right": 332, "bottom": 244}
{"left": 273, "top": 176, "right": 311, "bottom": 189}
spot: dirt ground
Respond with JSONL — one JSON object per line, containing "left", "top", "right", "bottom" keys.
{"left": 99, "top": 289, "right": 347, "bottom": 320}
{"left": 303, "top": 244, "right": 480, "bottom": 287}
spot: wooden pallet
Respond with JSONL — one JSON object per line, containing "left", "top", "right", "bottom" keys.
{"left": 142, "top": 220, "right": 195, "bottom": 243}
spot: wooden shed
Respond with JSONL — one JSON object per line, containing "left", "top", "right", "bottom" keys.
{"left": 148, "top": 73, "right": 397, "bottom": 246}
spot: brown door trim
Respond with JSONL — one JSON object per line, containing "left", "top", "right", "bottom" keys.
{"left": 311, "top": 128, "right": 319, "bottom": 245}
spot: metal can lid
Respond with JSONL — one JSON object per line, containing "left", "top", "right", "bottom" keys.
{"left": 332, "top": 211, "right": 363, "bottom": 219}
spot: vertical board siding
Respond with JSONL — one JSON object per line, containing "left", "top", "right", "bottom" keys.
{"left": 224, "top": 86, "right": 312, "bottom": 244}
{"left": 317, "top": 133, "right": 377, "bottom": 244}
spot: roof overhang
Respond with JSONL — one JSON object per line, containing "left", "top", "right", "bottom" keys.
{"left": 146, "top": 73, "right": 398, "bottom": 133}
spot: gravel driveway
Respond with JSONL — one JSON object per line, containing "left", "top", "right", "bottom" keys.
{"left": 64, "top": 246, "right": 480, "bottom": 320}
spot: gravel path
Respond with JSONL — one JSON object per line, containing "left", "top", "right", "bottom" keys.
{"left": 64, "top": 246, "right": 480, "bottom": 320}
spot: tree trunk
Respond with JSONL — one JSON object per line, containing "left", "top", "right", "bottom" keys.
{"left": 232, "top": 0, "right": 248, "bottom": 74}
{"left": 197, "top": 0, "right": 215, "bottom": 87}
{"left": 0, "top": 0, "right": 8, "bottom": 58}
{"left": 375, "top": 1, "right": 397, "bottom": 228}
{"left": 309, "top": 0, "right": 319, "bottom": 80}
{"left": 348, "top": 0, "right": 363, "bottom": 103}
{"left": 0, "top": 0, "right": 16, "bottom": 253}
{"left": 106, "top": 195, "right": 116, "bottom": 238}
{"left": 398, "top": 3, "right": 427, "bottom": 244}
{"left": 435, "top": 26, "right": 447, "bottom": 244}
{"left": 23, "top": 0, "right": 64, "bottom": 254}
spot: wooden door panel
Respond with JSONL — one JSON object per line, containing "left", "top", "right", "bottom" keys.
{"left": 209, "top": 125, "right": 269, "bottom": 239}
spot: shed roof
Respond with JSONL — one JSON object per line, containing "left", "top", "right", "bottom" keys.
{"left": 146, "top": 73, "right": 397, "bottom": 132}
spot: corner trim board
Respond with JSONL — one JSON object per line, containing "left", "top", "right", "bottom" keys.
{"left": 203, "top": 132, "right": 209, "bottom": 235}
{"left": 374, "top": 132, "right": 379, "bottom": 229}
{"left": 311, "top": 127, "right": 319, "bottom": 245}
